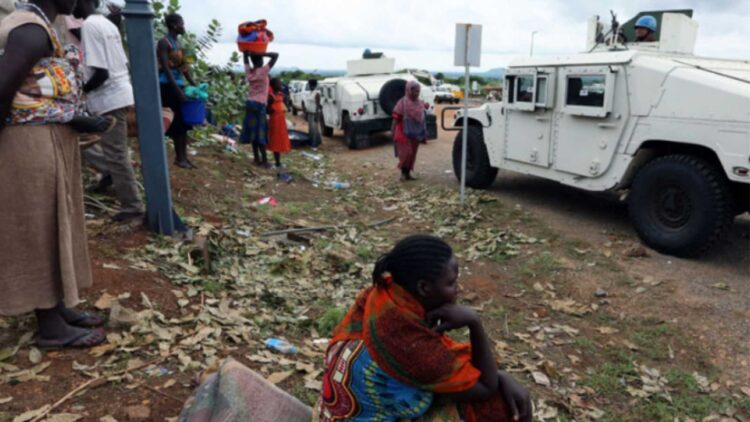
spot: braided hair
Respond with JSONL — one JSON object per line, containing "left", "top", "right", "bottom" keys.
{"left": 372, "top": 235, "right": 454, "bottom": 295}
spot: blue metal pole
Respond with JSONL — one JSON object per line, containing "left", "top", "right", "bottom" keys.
{"left": 123, "top": 0, "right": 175, "bottom": 235}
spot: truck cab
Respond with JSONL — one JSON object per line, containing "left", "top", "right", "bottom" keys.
{"left": 452, "top": 10, "right": 750, "bottom": 257}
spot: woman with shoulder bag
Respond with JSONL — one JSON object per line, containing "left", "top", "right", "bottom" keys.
{"left": 391, "top": 80, "right": 428, "bottom": 181}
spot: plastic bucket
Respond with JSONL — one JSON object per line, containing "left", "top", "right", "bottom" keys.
{"left": 237, "top": 40, "right": 268, "bottom": 53}
{"left": 181, "top": 99, "right": 206, "bottom": 125}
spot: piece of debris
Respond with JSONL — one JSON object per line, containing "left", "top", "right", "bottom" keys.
{"left": 94, "top": 293, "right": 117, "bottom": 310}
{"left": 594, "top": 288, "right": 608, "bottom": 298}
{"left": 624, "top": 244, "right": 650, "bottom": 258}
{"left": 257, "top": 196, "right": 279, "bottom": 207}
{"left": 125, "top": 405, "right": 150, "bottom": 421}
{"left": 108, "top": 303, "right": 140, "bottom": 328}
{"left": 265, "top": 338, "right": 298, "bottom": 354}
{"left": 531, "top": 371, "right": 551, "bottom": 387}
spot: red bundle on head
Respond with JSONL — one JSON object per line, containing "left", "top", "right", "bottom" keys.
{"left": 237, "top": 20, "right": 274, "bottom": 53}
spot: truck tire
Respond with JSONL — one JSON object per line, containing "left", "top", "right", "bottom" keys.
{"left": 628, "top": 154, "right": 733, "bottom": 257}
{"left": 379, "top": 79, "right": 407, "bottom": 115}
{"left": 342, "top": 114, "right": 368, "bottom": 149}
{"left": 321, "top": 122, "right": 334, "bottom": 137}
{"left": 452, "top": 125, "right": 498, "bottom": 189}
{"left": 731, "top": 183, "right": 750, "bottom": 216}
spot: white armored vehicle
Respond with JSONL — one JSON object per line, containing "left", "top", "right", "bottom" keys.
{"left": 450, "top": 10, "right": 750, "bottom": 257}
{"left": 318, "top": 57, "right": 438, "bottom": 149}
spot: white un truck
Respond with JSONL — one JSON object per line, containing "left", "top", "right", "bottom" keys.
{"left": 318, "top": 57, "right": 438, "bottom": 149}
{"left": 450, "top": 10, "right": 750, "bottom": 257}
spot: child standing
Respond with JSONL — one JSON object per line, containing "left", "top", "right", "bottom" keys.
{"left": 267, "top": 78, "right": 293, "bottom": 182}
{"left": 240, "top": 51, "right": 278, "bottom": 167}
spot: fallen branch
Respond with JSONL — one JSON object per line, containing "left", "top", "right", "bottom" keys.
{"left": 84, "top": 195, "right": 118, "bottom": 214}
{"left": 261, "top": 217, "right": 396, "bottom": 237}
{"left": 31, "top": 355, "right": 172, "bottom": 422}
{"left": 142, "top": 384, "right": 184, "bottom": 404}
{"left": 30, "top": 377, "right": 103, "bottom": 422}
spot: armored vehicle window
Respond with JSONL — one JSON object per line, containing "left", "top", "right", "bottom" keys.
{"left": 505, "top": 76, "right": 516, "bottom": 104}
{"left": 516, "top": 76, "right": 535, "bottom": 103}
{"left": 536, "top": 77, "right": 548, "bottom": 105}
{"left": 566, "top": 76, "right": 605, "bottom": 107}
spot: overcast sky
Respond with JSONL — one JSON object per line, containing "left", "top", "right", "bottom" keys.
{"left": 176, "top": 0, "right": 750, "bottom": 72}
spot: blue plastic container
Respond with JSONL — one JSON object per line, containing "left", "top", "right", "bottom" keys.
{"left": 182, "top": 99, "right": 206, "bottom": 125}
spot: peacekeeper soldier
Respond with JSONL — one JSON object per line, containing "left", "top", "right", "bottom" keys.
{"left": 635, "top": 15, "right": 657, "bottom": 42}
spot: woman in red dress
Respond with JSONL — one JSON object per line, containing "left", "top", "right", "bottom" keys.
{"left": 267, "top": 78, "right": 292, "bottom": 182}
{"left": 391, "top": 80, "right": 428, "bottom": 181}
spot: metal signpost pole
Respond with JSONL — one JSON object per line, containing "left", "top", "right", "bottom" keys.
{"left": 123, "top": 0, "right": 175, "bottom": 235}
{"left": 460, "top": 24, "right": 470, "bottom": 206}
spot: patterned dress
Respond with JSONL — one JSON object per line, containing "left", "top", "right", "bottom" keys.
{"left": 317, "top": 339, "right": 433, "bottom": 421}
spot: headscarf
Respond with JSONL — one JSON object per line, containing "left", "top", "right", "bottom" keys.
{"left": 396, "top": 80, "right": 425, "bottom": 123}
{"left": 328, "top": 282, "right": 510, "bottom": 422}
{"left": 330, "top": 283, "right": 481, "bottom": 393}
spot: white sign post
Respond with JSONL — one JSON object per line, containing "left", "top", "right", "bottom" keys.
{"left": 454, "top": 23, "right": 482, "bottom": 206}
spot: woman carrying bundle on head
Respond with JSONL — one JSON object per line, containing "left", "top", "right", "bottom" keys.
{"left": 241, "top": 50, "right": 278, "bottom": 168}
{"left": 315, "top": 234, "right": 533, "bottom": 422}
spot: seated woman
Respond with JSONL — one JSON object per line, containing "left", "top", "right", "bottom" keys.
{"left": 316, "top": 235, "right": 532, "bottom": 422}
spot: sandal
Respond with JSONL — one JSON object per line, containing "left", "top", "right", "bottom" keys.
{"left": 66, "top": 311, "right": 105, "bottom": 328}
{"left": 277, "top": 172, "right": 293, "bottom": 183}
{"left": 36, "top": 329, "right": 107, "bottom": 349}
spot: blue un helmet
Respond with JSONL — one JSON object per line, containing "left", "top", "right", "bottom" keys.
{"left": 635, "top": 15, "right": 657, "bottom": 32}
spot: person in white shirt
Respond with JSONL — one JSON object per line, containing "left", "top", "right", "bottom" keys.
{"left": 75, "top": 0, "right": 144, "bottom": 222}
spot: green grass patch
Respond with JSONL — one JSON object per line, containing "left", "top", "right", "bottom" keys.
{"left": 584, "top": 361, "right": 638, "bottom": 395}
{"left": 631, "top": 325, "right": 671, "bottom": 361}
{"left": 317, "top": 307, "right": 347, "bottom": 337}
{"left": 575, "top": 336, "right": 596, "bottom": 351}
{"left": 201, "top": 279, "right": 223, "bottom": 295}
{"left": 518, "top": 251, "right": 559, "bottom": 278}
{"left": 355, "top": 244, "right": 374, "bottom": 260}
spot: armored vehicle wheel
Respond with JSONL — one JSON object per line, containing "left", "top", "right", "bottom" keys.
{"left": 321, "top": 123, "right": 334, "bottom": 137}
{"left": 628, "top": 154, "right": 733, "bottom": 257}
{"left": 452, "top": 125, "right": 498, "bottom": 189}
{"left": 342, "top": 114, "right": 368, "bottom": 149}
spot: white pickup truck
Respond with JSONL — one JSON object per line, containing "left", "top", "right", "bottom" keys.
{"left": 289, "top": 80, "right": 312, "bottom": 116}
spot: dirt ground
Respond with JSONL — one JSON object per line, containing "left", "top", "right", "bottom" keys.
{"left": 0, "top": 104, "right": 748, "bottom": 422}
{"left": 308, "top": 104, "right": 750, "bottom": 384}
